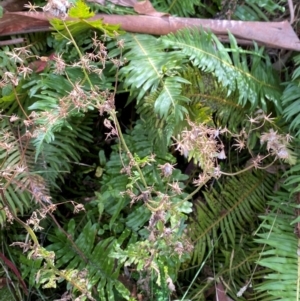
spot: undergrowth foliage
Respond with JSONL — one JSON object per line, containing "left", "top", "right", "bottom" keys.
{"left": 0, "top": 0, "right": 299, "bottom": 301}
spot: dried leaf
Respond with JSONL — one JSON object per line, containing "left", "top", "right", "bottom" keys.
{"left": 134, "top": 0, "right": 169, "bottom": 16}
{"left": 0, "top": 12, "right": 49, "bottom": 36}
{"left": 215, "top": 282, "right": 228, "bottom": 301}
{"left": 1, "top": 12, "right": 300, "bottom": 51}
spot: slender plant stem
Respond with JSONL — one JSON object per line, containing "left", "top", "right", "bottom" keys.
{"left": 62, "top": 19, "right": 148, "bottom": 189}
{"left": 113, "top": 114, "right": 148, "bottom": 188}
{"left": 62, "top": 21, "right": 93, "bottom": 88}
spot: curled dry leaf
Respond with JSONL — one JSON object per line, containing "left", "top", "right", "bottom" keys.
{"left": 134, "top": 0, "right": 169, "bottom": 17}
{"left": 1, "top": 11, "right": 300, "bottom": 51}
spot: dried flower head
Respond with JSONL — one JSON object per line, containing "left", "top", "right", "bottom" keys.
{"left": 260, "top": 128, "right": 291, "bottom": 160}
{"left": 73, "top": 203, "right": 85, "bottom": 214}
{"left": 15, "top": 46, "right": 32, "bottom": 58}
{"left": 167, "top": 277, "right": 176, "bottom": 292}
{"left": 24, "top": 2, "right": 40, "bottom": 12}
{"left": 168, "top": 181, "right": 182, "bottom": 195}
{"left": 53, "top": 53, "right": 66, "bottom": 74}
{"left": 148, "top": 210, "right": 166, "bottom": 228}
{"left": 173, "top": 119, "right": 225, "bottom": 174}
{"left": 4, "top": 72, "right": 18, "bottom": 86}
{"left": 43, "top": 0, "right": 70, "bottom": 17}
{"left": 18, "top": 65, "right": 33, "bottom": 78}
{"left": 158, "top": 163, "right": 175, "bottom": 177}
{"left": 4, "top": 207, "right": 14, "bottom": 224}
{"left": 103, "top": 118, "right": 118, "bottom": 139}
{"left": 9, "top": 114, "right": 20, "bottom": 123}
{"left": 6, "top": 50, "right": 23, "bottom": 63}
{"left": 233, "top": 138, "right": 246, "bottom": 152}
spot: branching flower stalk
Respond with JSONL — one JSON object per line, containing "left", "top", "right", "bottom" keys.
{"left": 1, "top": 189, "right": 95, "bottom": 300}
{"left": 0, "top": 114, "right": 96, "bottom": 297}
{"left": 61, "top": 20, "right": 94, "bottom": 89}
{"left": 60, "top": 19, "right": 149, "bottom": 192}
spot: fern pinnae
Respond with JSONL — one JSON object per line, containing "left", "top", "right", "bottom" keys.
{"left": 0, "top": 118, "right": 55, "bottom": 224}
{"left": 283, "top": 54, "right": 300, "bottom": 136}
{"left": 111, "top": 33, "right": 190, "bottom": 122}
{"left": 254, "top": 178, "right": 300, "bottom": 301}
{"left": 154, "top": 0, "right": 199, "bottom": 16}
{"left": 187, "top": 170, "right": 275, "bottom": 284}
{"left": 162, "top": 28, "right": 282, "bottom": 111}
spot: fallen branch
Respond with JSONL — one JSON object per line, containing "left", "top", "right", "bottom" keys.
{"left": 1, "top": 12, "right": 300, "bottom": 51}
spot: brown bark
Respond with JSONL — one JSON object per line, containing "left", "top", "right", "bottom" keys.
{"left": 1, "top": 12, "right": 300, "bottom": 51}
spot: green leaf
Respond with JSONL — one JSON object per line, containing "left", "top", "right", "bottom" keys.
{"left": 68, "top": 0, "right": 94, "bottom": 19}
{"left": 154, "top": 77, "right": 189, "bottom": 118}
{"left": 163, "top": 28, "right": 282, "bottom": 111}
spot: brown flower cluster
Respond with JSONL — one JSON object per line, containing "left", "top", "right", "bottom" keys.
{"left": 173, "top": 119, "right": 227, "bottom": 177}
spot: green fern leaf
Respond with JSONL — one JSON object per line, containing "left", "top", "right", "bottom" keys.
{"left": 233, "top": 0, "right": 285, "bottom": 21}
{"left": 0, "top": 119, "right": 42, "bottom": 225}
{"left": 154, "top": 76, "right": 189, "bottom": 118}
{"left": 188, "top": 170, "right": 275, "bottom": 269}
{"left": 153, "top": 0, "right": 199, "bottom": 16}
{"left": 110, "top": 33, "right": 190, "bottom": 121}
{"left": 255, "top": 198, "right": 299, "bottom": 300}
{"left": 162, "top": 28, "right": 282, "bottom": 111}
{"left": 282, "top": 55, "right": 300, "bottom": 136}
{"left": 47, "top": 218, "right": 130, "bottom": 300}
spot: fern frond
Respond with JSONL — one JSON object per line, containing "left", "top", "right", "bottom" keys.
{"left": 20, "top": 32, "right": 49, "bottom": 56}
{"left": 0, "top": 71, "right": 95, "bottom": 199}
{"left": 162, "top": 28, "right": 282, "bottom": 112}
{"left": 136, "top": 92, "right": 178, "bottom": 150}
{"left": 282, "top": 54, "right": 300, "bottom": 137}
{"left": 0, "top": 119, "right": 44, "bottom": 225}
{"left": 0, "top": 32, "right": 49, "bottom": 82}
{"left": 183, "top": 241, "right": 260, "bottom": 300}
{"left": 251, "top": 156, "right": 300, "bottom": 301}
{"left": 255, "top": 195, "right": 299, "bottom": 301}
{"left": 181, "top": 170, "right": 276, "bottom": 300}
{"left": 97, "top": 120, "right": 185, "bottom": 229}
{"left": 46, "top": 219, "right": 130, "bottom": 300}
{"left": 152, "top": 0, "right": 199, "bottom": 16}
{"left": 0, "top": 47, "right": 17, "bottom": 77}
{"left": 182, "top": 66, "right": 247, "bottom": 130}
{"left": 110, "top": 33, "right": 190, "bottom": 121}
{"left": 233, "top": 0, "right": 285, "bottom": 21}
{"left": 190, "top": 170, "right": 274, "bottom": 265}
{"left": 45, "top": 116, "right": 190, "bottom": 299}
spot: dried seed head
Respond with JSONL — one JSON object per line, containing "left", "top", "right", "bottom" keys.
{"left": 43, "top": 0, "right": 70, "bottom": 17}
{"left": 158, "top": 163, "right": 175, "bottom": 177}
